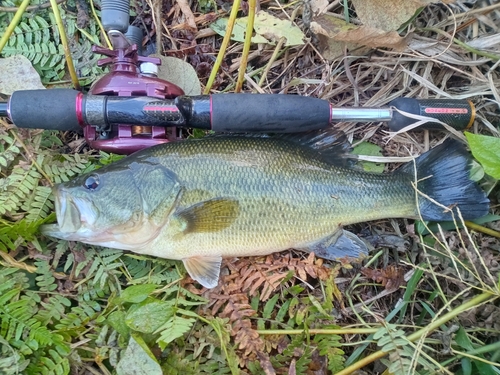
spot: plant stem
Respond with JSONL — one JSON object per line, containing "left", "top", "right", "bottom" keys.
{"left": 204, "top": 0, "right": 241, "bottom": 93}
{"left": 257, "top": 328, "right": 379, "bottom": 335}
{"left": 50, "top": 0, "right": 81, "bottom": 90}
{"left": 465, "top": 221, "right": 500, "bottom": 238}
{"left": 235, "top": 0, "right": 256, "bottom": 92}
{"left": 89, "top": 0, "right": 112, "bottom": 49}
{"left": 335, "top": 291, "right": 497, "bottom": 375}
{"left": 420, "top": 27, "right": 500, "bottom": 61}
{"left": 0, "top": 0, "right": 31, "bottom": 54}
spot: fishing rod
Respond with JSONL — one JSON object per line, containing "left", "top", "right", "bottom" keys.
{"left": 0, "top": 89, "right": 474, "bottom": 143}
{"left": 0, "top": 0, "right": 475, "bottom": 154}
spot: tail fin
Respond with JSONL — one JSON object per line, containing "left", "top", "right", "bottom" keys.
{"left": 399, "top": 139, "right": 489, "bottom": 221}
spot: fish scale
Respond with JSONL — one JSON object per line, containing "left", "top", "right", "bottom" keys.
{"left": 139, "top": 137, "right": 416, "bottom": 259}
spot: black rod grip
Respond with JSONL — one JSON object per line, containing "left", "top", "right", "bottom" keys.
{"left": 388, "top": 98, "right": 475, "bottom": 131}
{"left": 210, "top": 94, "right": 331, "bottom": 132}
{"left": 9, "top": 89, "right": 81, "bottom": 131}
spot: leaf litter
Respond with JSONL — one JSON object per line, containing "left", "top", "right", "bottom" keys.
{"left": 1, "top": 0, "right": 500, "bottom": 374}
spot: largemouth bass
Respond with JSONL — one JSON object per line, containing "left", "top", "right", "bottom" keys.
{"left": 41, "top": 131, "right": 489, "bottom": 288}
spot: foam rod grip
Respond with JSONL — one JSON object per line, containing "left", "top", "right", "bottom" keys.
{"left": 210, "top": 94, "right": 331, "bottom": 132}
{"left": 9, "top": 89, "right": 81, "bottom": 131}
{"left": 388, "top": 98, "right": 475, "bottom": 131}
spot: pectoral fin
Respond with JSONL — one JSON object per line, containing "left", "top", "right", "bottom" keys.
{"left": 301, "top": 230, "right": 369, "bottom": 261}
{"left": 177, "top": 198, "right": 239, "bottom": 234}
{"left": 183, "top": 256, "right": 222, "bottom": 288}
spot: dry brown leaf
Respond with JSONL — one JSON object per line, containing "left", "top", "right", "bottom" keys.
{"left": 257, "top": 352, "right": 277, "bottom": 375}
{"left": 361, "top": 265, "right": 405, "bottom": 291}
{"left": 310, "top": 0, "right": 329, "bottom": 15}
{"left": 352, "top": 0, "right": 441, "bottom": 32}
{"left": 175, "top": 0, "right": 197, "bottom": 31}
{"left": 311, "top": 14, "right": 410, "bottom": 53}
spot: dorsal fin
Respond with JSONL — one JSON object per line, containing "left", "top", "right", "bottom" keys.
{"left": 277, "top": 128, "right": 355, "bottom": 167}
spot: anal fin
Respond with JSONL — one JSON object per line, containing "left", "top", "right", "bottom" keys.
{"left": 183, "top": 256, "right": 222, "bottom": 289}
{"left": 301, "top": 230, "right": 369, "bottom": 261}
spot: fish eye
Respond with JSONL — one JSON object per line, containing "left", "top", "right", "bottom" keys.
{"left": 83, "top": 175, "right": 99, "bottom": 191}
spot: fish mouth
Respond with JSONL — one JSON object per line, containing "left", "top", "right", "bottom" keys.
{"left": 40, "top": 186, "right": 98, "bottom": 240}
{"left": 55, "top": 188, "right": 82, "bottom": 233}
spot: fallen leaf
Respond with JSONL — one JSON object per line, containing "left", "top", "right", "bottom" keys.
{"left": 175, "top": 0, "right": 198, "bottom": 31}
{"left": 210, "top": 11, "right": 305, "bottom": 46}
{"left": 311, "top": 0, "right": 330, "bottom": 14}
{"left": 0, "top": 55, "right": 45, "bottom": 95}
{"left": 361, "top": 265, "right": 405, "bottom": 291}
{"left": 151, "top": 54, "right": 201, "bottom": 96}
{"left": 311, "top": 14, "right": 410, "bottom": 53}
{"left": 253, "top": 12, "right": 305, "bottom": 45}
{"left": 353, "top": 141, "right": 385, "bottom": 173}
{"left": 352, "top": 0, "right": 439, "bottom": 32}
{"left": 116, "top": 335, "right": 162, "bottom": 375}
{"left": 310, "top": 0, "right": 329, "bottom": 15}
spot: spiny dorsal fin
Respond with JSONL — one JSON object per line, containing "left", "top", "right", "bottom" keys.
{"left": 278, "top": 129, "right": 356, "bottom": 167}
{"left": 177, "top": 198, "right": 240, "bottom": 233}
{"left": 183, "top": 256, "right": 222, "bottom": 288}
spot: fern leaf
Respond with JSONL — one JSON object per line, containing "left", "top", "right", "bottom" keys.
{"left": 271, "top": 333, "right": 312, "bottom": 374}
{"left": 35, "top": 260, "right": 57, "bottom": 293}
{"left": 22, "top": 185, "right": 54, "bottom": 222}
{"left": 0, "top": 336, "right": 29, "bottom": 375}
{"left": 37, "top": 295, "right": 72, "bottom": 326}
{"left": 28, "top": 347, "right": 70, "bottom": 375}
{"left": 0, "top": 166, "right": 42, "bottom": 216}
{"left": 313, "top": 325, "right": 345, "bottom": 373}
{"left": 0, "top": 134, "right": 21, "bottom": 171}
{"left": 375, "top": 324, "right": 428, "bottom": 375}
{"left": 84, "top": 248, "right": 123, "bottom": 290}
{"left": 156, "top": 314, "right": 196, "bottom": 350}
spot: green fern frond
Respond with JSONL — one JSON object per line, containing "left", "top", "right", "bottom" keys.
{"left": 123, "top": 254, "right": 181, "bottom": 285}
{"left": 374, "top": 324, "right": 436, "bottom": 375}
{"left": 0, "top": 216, "right": 55, "bottom": 252}
{"left": 313, "top": 325, "right": 345, "bottom": 373}
{"left": 85, "top": 248, "right": 124, "bottom": 290}
{"left": 1, "top": 16, "right": 66, "bottom": 82}
{"left": 0, "top": 336, "right": 29, "bottom": 375}
{"left": 22, "top": 186, "right": 53, "bottom": 222}
{"left": 271, "top": 333, "right": 312, "bottom": 373}
{"left": 156, "top": 314, "right": 196, "bottom": 350}
{"left": 37, "top": 295, "right": 72, "bottom": 326}
{"left": 41, "top": 153, "right": 90, "bottom": 184}
{"left": 0, "top": 166, "right": 42, "bottom": 216}
{"left": 35, "top": 260, "right": 57, "bottom": 293}
{"left": 26, "top": 347, "right": 70, "bottom": 375}
{"left": 55, "top": 302, "right": 98, "bottom": 331}
{"left": 0, "top": 133, "right": 21, "bottom": 171}
{"left": 70, "top": 22, "right": 105, "bottom": 85}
